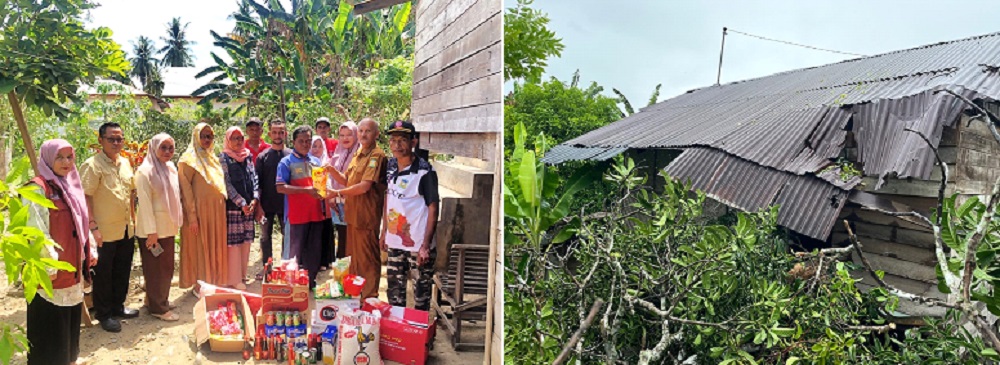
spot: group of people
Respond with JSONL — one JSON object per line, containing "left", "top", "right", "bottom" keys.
{"left": 22, "top": 117, "right": 440, "bottom": 365}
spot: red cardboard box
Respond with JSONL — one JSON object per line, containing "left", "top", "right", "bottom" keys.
{"left": 261, "top": 282, "right": 309, "bottom": 311}
{"left": 379, "top": 306, "right": 436, "bottom": 365}
{"left": 193, "top": 292, "right": 256, "bottom": 353}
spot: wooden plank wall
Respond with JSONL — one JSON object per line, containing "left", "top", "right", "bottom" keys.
{"left": 834, "top": 110, "right": 1000, "bottom": 290}
{"left": 412, "top": 0, "right": 502, "bottom": 135}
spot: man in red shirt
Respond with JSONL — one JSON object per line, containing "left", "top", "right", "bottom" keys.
{"left": 314, "top": 117, "right": 338, "bottom": 158}
{"left": 245, "top": 117, "right": 271, "bottom": 165}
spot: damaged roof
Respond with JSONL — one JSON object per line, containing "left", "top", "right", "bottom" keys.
{"left": 544, "top": 31, "right": 1000, "bottom": 240}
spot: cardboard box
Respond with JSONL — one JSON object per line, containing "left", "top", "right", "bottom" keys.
{"left": 255, "top": 302, "right": 310, "bottom": 338}
{"left": 197, "top": 280, "right": 262, "bottom": 314}
{"left": 379, "top": 306, "right": 436, "bottom": 365}
{"left": 261, "top": 282, "right": 309, "bottom": 311}
{"left": 193, "top": 293, "right": 256, "bottom": 353}
{"left": 311, "top": 298, "right": 362, "bottom": 333}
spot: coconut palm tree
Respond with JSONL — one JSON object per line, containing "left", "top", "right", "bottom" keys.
{"left": 158, "top": 17, "right": 195, "bottom": 67}
{"left": 130, "top": 36, "right": 158, "bottom": 89}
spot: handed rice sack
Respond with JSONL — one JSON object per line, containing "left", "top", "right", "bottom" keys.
{"left": 336, "top": 309, "right": 382, "bottom": 365}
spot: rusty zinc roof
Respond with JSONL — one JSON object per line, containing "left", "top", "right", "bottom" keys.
{"left": 543, "top": 31, "right": 1000, "bottom": 240}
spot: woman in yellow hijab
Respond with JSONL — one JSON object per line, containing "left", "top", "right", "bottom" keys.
{"left": 177, "top": 121, "right": 229, "bottom": 294}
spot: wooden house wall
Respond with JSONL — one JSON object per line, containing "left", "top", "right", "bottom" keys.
{"left": 411, "top": 0, "right": 501, "bottom": 163}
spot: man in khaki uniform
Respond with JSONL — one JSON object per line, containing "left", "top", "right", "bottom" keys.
{"left": 80, "top": 122, "right": 138, "bottom": 333}
{"left": 327, "top": 118, "right": 387, "bottom": 299}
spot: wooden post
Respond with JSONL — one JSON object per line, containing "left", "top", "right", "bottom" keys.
{"left": 8, "top": 91, "right": 38, "bottom": 174}
{"left": 484, "top": 132, "right": 502, "bottom": 365}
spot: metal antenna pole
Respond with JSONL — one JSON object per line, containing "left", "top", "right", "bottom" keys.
{"left": 716, "top": 27, "right": 727, "bottom": 85}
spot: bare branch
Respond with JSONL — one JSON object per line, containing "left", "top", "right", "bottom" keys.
{"left": 625, "top": 294, "right": 731, "bottom": 330}
{"left": 933, "top": 88, "right": 1000, "bottom": 143}
{"left": 859, "top": 205, "right": 934, "bottom": 227}
{"left": 974, "top": 315, "right": 1000, "bottom": 353}
{"left": 843, "top": 323, "right": 897, "bottom": 333}
{"left": 553, "top": 299, "right": 605, "bottom": 365}
{"left": 903, "top": 127, "right": 948, "bottom": 225}
{"left": 843, "top": 220, "right": 960, "bottom": 309}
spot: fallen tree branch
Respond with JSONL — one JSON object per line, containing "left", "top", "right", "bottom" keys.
{"left": 904, "top": 128, "right": 948, "bottom": 224}
{"left": 625, "top": 294, "right": 732, "bottom": 330}
{"left": 858, "top": 206, "right": 933, "bottom": 226}
{"left": 843, "top": 220, "right": 959, "bottom": 309}
{"left": 552, "top": 299, "right": 605, "bottom": 365}
{"left": 843, "top": 323, "right": 897, "bottom": 333}
{"left": 933, "top": 88, "right": 1000, "bottom": 143}
{"left": 961, "top": 175, "right": 1000, "bottom": 303}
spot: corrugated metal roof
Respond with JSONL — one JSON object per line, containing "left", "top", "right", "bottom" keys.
{"left": 541, "top": 146, "right": 627, "bottom": 164}
{"left": 547, "top": 32, "right": 1000, "bottom": 239}
{"left": 558, "top": 32, "right": 1000, "bottom": 172}
{"left": 665, "top": 148, "right": 853, "bottom": 240}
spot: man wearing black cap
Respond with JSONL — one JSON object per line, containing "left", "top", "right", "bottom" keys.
{"left": 380, "top": 121, "right": 439, "bottom": 310}
{"left": 245, "top": 117, "right": 270, "bottom": 165}
{"left": 314, "top": 117, "right": 338, "bottom": 159}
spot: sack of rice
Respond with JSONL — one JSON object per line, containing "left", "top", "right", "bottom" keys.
{"left": 335, "top": 308, "right": 382, "bottom": 365}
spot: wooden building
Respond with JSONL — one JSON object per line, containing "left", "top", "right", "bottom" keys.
{"left": 544, "top": 32, "right": 1000, "bottom": 320}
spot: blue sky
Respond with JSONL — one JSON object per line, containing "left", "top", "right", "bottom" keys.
{"left": 528, "top": 0, "right": 1000, "bottom": 106}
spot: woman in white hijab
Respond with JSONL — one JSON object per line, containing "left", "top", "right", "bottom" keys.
{"left": 325, "top": 121, "right": 360, "bottom": 262}
{"left": 134, "top": 133, "right": 182, "bottom": 321}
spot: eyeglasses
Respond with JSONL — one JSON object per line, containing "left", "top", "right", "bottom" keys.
{"left": 159, "top": 145, "right": 175, "bottom": 151}
{"left": 200, "top": 134, "right": 214, "bottom": 140}
{"left": 103, "top": 137, "right": 125, "bottom": 144}
{"left": 230, "top": 136, "right": 245, "bottom": 141}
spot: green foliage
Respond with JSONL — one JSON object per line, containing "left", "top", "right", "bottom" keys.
{"left": 158, "top": 17, "right": 195, "bottom": 67}
{"left": 505, "top": 152, "right": 997, "bottom": 364}
{"left": 503, "top": 76, "right": 621, "bottom": 155}
{"left": 504, "top": 0, "right": 564, "bottom": 82}
{"left": 344, "top": 55, "right": 413, "bottom": 123}
{"left": 195, "top": 0, "right": 414, "bottom": 121}
{"left": 130, "top": 36, "right": 159, "bottom": 91}
{"left": 934, "top": 193, "right": 1000, "bottom": 316}
{"left": 503, "top": 122, "right": 601, "bottom": 249}
{"left": 0, "top": 0, "right": 130, "bottom": 118}
{"left": 0, "top": 157, "right": 80, "bottom": 364}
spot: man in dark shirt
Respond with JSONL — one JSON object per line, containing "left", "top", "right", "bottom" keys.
{"left": 254, "top": 119, "right": 291, "bottom": 277}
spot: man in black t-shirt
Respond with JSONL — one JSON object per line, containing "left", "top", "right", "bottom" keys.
{"left": 254, "top": 119, "right": 292, "bottom": 277}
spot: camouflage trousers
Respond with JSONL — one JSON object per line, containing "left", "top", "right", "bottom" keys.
{"left": 386, "top": 247, "right": 436, "bottom": 311}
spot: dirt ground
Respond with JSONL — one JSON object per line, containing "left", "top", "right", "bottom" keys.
{"left": 0, "top": 232, "right": 485, "bottom": 365}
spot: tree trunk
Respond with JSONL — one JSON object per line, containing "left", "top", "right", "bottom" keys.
{"left": 278, "top": 69, "right": 287, "bottom": 123}
{"left": 8, "top": 92, "right": 38, "bottom": 174}
{"left": 0, "top": 133, "right": 10, "bottom": 178}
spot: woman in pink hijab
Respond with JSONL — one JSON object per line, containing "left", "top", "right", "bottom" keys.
{"left": 134, "top": 133, "right": 182, "bottom": 321}
{"left": 220, "top": 126, "right": 259, "bottom": 290}
{"left": 325, "top": 121, "right": 360, "bottom": 263}
{"left": 24, "top": 139, "right": 99, "bottom": 365}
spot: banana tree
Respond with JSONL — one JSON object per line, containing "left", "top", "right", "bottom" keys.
{"left": 504, "top": 122, "right": 600, "bottom": 249}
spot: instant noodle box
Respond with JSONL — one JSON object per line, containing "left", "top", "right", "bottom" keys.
{"left": 193, "top": 292, "right": 256, "bottom": 352}
{"left": 261, "top": 282, "right": 310, "bottom": 311}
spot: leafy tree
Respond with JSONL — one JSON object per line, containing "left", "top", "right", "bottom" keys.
{"left": 0, "top": 0, "right": 129, "bottom": 170}
{"left": 504, "top": 75, "right": 621, "bottom": 154}
{"left": 504, "top": 0, "right": 564, "bottom": 82}
{"left": 158, "top": 17, "right": 195, "bottom": 67}
{"left": 130, "top": 36, "right": 159, "bottom": 91}
{"left": 194, "top": 0, "right": 414, "bottom": 121}
{"left": 614, "top": 83, "right": 662, "bottom": 116}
